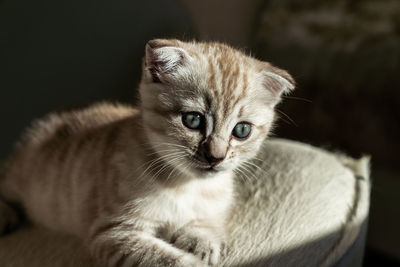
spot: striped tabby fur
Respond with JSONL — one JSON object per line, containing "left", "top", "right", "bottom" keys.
{"left": 0, "top": 39, "right": 294, "bottom": 266}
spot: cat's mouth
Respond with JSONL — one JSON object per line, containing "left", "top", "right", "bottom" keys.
{"left": 196, "top": 165, "right": 219, "bottom": 173}
{"left": 190, "top": 158, "right": 222, "bottom": 173}
{"left": 186, "top": 155, "right": 227, "bottom": 175}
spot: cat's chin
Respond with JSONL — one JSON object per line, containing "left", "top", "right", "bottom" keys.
{"left": 189, "top": 165, "right": 231, "bottom": 178}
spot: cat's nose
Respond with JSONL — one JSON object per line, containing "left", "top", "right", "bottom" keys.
{"left": 202, "top": 137, "right": 227, "bottom": 166}
{"left": 204, "top": 151, "right": 225, "bottom": 166}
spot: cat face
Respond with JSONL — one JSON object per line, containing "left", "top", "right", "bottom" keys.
{"left": 139, "top": 39, "right": 294, "bottom": 178}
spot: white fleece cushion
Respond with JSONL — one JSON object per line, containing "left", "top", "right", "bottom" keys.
{"left": 0, "top": 139, "right": 370, "bottom": 267}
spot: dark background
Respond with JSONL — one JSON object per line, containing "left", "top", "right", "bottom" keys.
{"left": 1, "top": 0, "right": 399, "bottom": 266}
{"left": 0, "top": 0, "right": 193, "bottom": 157}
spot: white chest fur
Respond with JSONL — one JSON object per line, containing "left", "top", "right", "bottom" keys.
{"left": 136, "top": 172, "right": 233, "bottom": 227}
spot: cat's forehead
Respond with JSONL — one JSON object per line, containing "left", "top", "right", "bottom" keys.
{"left": 143, "top": 39, "right": 293, "bottom": 123}
{"left": 177, "top": 78, "right": 270, "bottom": 127}
{"left": 184, "top": 44, "right": 266, "bottom": 117}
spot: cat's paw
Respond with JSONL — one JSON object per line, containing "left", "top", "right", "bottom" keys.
{"left": 171, "top": 229, "right": 225, "bottom": 266}
{"left": 0, "top": 201, "right": 20, "bottom": 235}
{"left": 175, "top": 253, "right": 206, "bottom": 267}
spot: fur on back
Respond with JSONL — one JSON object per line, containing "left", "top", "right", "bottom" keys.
{"left": 0, "top": 39, "right": 294, "bottom": 267}
{"left": 1, "top": 103, "right": 140, "bottom": 234}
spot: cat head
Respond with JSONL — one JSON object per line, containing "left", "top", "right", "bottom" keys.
{"left": 139, "top": 39, "right": 294, "bottom": 178}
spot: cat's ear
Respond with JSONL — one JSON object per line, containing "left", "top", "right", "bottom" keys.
{"left": 261, "top": 64, "right": 295, "bottom": 104}
{"left": 144, "top": 39, "right": 191, "bottom": 83}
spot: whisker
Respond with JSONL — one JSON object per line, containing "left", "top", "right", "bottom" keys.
{"left": 141, "top": 151, "right": 185, "bottom": 171}
{"left": 251, "top": 157, "right": 264, "bottom": 163}
{"left": 145, "top": 148, "right": 182, "bottom": 157}
{"left": 235, "top": 166, "right": 254, "bottom": 183}
{"left": 137, "top": 151, "right": 186, "bottom": 180}
{"left": 282, "top": 96, "right": 312, "bottom": 103}
{"left": 233, "top": 169, "right": 244, "bottom": 183}
{"left": 134, "top": 142, "right": 188, "bottom": 151}
{"left": 233, "top": 168, "right": 249, "bottom": 184}
{"left": 233, "top": 168, "right": 245, "bottom": 182}
{"left": 276, "top": 109, "right": 298, "bottom": 127}
{"left": 166, "top": 162, "right": 181, "bottom": 182}
{"left": 152, "top": 155, "right": 187, "bottom": 179}
{"left": 166, "top": 159, "right": 193, "bottom": 182}
{"left": 239, "top": 164, "right": 258, "bottom": 181}
{"left": 243, "top": 160, "right": 270, "bottom": 176}
{"left": 150, "top": 142, "right": 188, "bottom": 149}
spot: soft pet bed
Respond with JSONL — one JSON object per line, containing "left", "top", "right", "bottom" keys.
{"left": 0, "top": 139, "right": 370, "bottom": 267}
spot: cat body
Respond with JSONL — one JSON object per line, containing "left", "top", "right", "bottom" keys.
{"left": 0, "top": 39, "right": 294, "bottom": 266}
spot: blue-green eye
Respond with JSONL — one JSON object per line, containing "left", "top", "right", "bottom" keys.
{"left": 182, "top": 112, "right": 202, "bottom": 130}
{"left": 232, "top": 122, "right": 251, "bottom": 139}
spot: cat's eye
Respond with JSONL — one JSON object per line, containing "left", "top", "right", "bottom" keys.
{"left": 232, "top": 122, "right": 251, "bottom": 139}
{"left": 182, "top": 112, "right": 203, "bottom": 130}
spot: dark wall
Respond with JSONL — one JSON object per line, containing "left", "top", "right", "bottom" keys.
{"left": 255, "top": 0, "right": 400, "bottom": 171}
{"left": 0, "top": 0, "right": 194, "bottom": 160}
{"left": 254, "top": 0, "right": 400, "bottom": 261}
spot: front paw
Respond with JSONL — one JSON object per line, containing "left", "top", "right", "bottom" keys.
{"left": 176, "top": 253, "right": 206, "bottom": 267}
{"left": 171, "top": 230, "right": 226, "bottom": 266}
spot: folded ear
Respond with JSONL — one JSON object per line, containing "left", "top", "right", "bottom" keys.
{"left": 144, "top": 39, "right": 191, "bottom": 83}
{"left": 261, "top": 64, "right": 295, "bottom": 105}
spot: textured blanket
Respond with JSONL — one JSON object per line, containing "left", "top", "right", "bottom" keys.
{"left": 0, "top": 139, "right": 370, "bottom": 267}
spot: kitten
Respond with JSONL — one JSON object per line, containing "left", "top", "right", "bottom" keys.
{"left": 0, "top": 39, "right": 294, "bottom": 266}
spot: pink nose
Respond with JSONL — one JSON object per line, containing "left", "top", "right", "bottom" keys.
{"left": 204, "top": 152, "right": 225, "bottom": 165}
{"left": 203, "top": 136, "right": 227, "bottom": 166}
